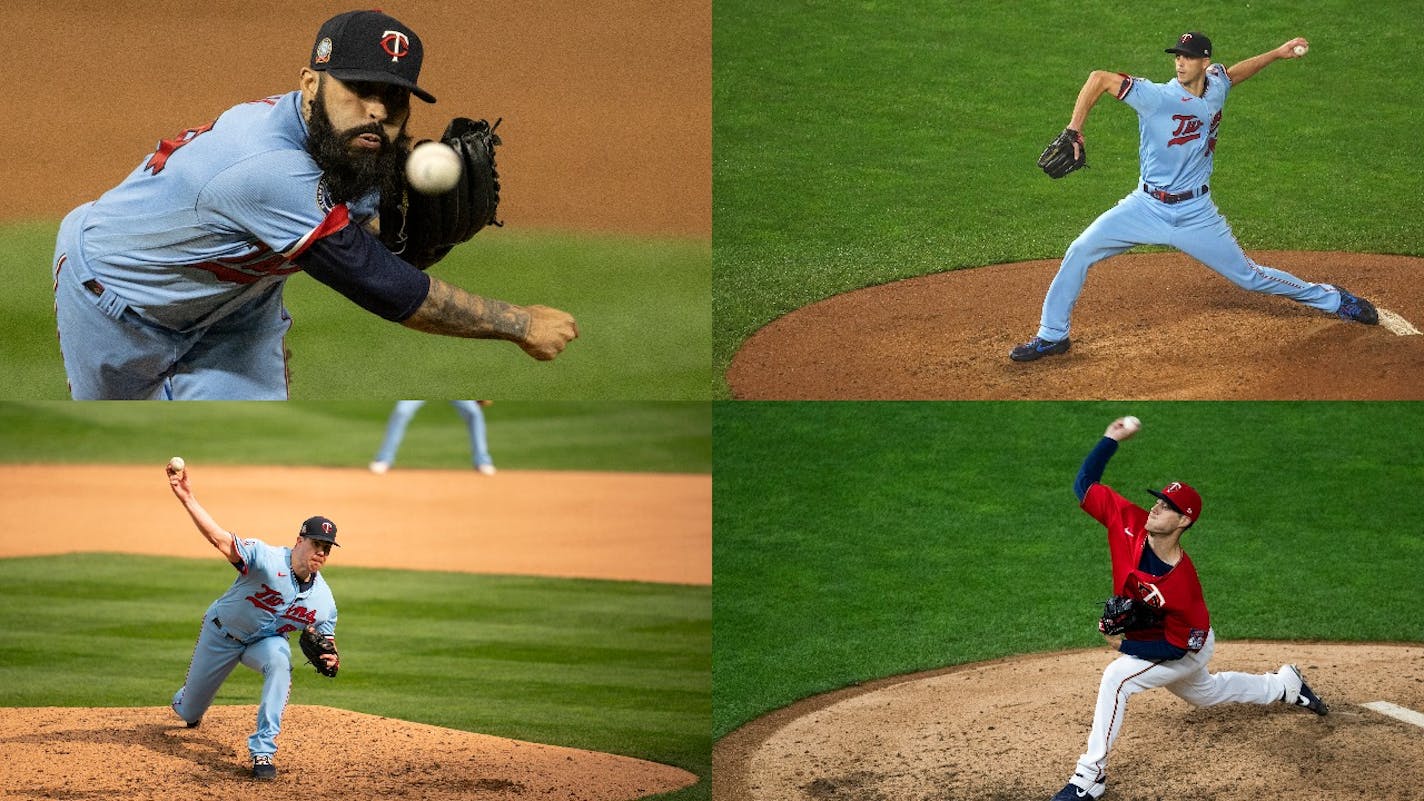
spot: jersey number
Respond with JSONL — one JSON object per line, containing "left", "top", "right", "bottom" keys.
{"left": 143, "top": 121, "right": 216, "bottom": 175}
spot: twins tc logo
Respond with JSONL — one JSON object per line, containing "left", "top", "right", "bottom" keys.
{"left": 1165, "top": 482, "right": 1183, "bottom": 492}
{"left": 1130, "top": 576, "right": 1167, "bottom": 609}
{"left": 380, "top": 30, "right": 410, "bottom": 62}
{"left": 320, "top": 521, "right": 334, "bottom": 535}
{"left": 1168, "top": 115, "right": 1204, "bottom": 147}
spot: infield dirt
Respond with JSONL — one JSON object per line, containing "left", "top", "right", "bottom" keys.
{"left": 715, "top": 641, "right": 1424, "bottom": 801}
{"left": 728, "top": 251, "right": 1424, "bottom": 399}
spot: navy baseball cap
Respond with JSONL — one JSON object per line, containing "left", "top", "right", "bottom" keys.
{"left": 1166, "top": 31, "right": 1212, "bottom": 59}
{"left": 311, "top": 10, "right": 436, "bottom": 103}
{"left": 299, "top": 515, "right": 341, "bottom": 546}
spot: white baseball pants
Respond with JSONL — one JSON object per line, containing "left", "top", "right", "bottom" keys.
{"left": 1070, "top": 629, "right": 1288, "bottom": 794}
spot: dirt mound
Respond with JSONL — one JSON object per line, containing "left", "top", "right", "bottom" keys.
{"left": 0, "top": 705, "right": 696, "bottom": 801}
{"left": 714, "top": 641, "right": 1424, "bottom": 801}
{"left": 728, "top": 251, "right": 1424, "bottom": 399}
{"left": 0, "top": 464, "right": 710, "bottom": 585}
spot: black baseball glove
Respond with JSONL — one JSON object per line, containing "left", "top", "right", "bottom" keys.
{"left": 1037, "top": 128, "right": 1087, "bottom": 179}
{"left": 381, "top": 117, "right": 503, "bottom": 269}
{"left": 299, "top": 625, "right": 339, "bottom": 678}
{"left": 1098, "top": 595, "right": 1162, "bottom": 636}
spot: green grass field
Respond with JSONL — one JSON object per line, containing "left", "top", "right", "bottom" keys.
{"left": 0, "top": 401, "right": 711, "bottom": 799}
{"left": 0, "top": 401, "right": 712, "bottom": 473}
{"left": 712, "top": 401, "right": 1424, "bottom": 738}
{"left": 1, "top": 222, "right": 710, "bottom": 399}
{"left": 0, "top": 555, "right": 709, "bottom": 800}
{"left": 713, "top": 1, "right": 1424, "bottom": 395}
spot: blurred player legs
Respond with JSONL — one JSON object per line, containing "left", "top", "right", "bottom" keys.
{"left": 370, "top": 400, "right": 494, "bottom": 473}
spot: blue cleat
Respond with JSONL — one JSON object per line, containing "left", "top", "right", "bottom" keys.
{"left": 1330, "top": 285, "right": 1378, "bottom": 325}
{"left": 1010, "top": 336, "right": 1072, "bottom": 362}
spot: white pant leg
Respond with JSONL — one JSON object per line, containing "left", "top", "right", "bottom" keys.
{"left": 1071, "top": 630, "right": 1218, "bottom": 790}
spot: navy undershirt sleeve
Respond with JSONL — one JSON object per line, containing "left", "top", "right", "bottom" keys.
{"left": 1075, "top": 437, "right": 1119, "bottom": 501}
{"left": 1119, "top": 638, "right": 1189, "bottom": 661}
{"left": 294, "top": 224, "right": 432, "bottom": 322}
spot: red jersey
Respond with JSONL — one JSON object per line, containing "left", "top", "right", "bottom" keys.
{"left": 1082, "top": 483, "right": 1211, "bottom": 652}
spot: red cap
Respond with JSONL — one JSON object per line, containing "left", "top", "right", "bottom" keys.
{"left": 1147, "top": 481, "right": 1201, "bottom": 520}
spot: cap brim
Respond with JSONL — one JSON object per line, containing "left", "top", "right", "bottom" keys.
{"left": 326, "top": 68, "right": 437, "bottom": 103}
{"left": 1146, "top": 488, "right": 1186, "bottom": 515}
{"left": 1164, "top": 47, "right": 1208, "bottom": 57}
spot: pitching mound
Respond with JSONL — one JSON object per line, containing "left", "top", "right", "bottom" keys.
{"left": 714, "top": 641, "right": 1424, "bottom": 801}
{"left": 727, "top": 251, "right": 1424, "bottom": 399}
{"left": 1, "top": 705, "right": 696, "bottom": 801}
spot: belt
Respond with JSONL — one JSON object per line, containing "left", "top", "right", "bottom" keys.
{"left": 1143, "top": 184, "right": 1208, "bottom": 204}
{"left": 211, "top": 617, "right": 246, "bottom": 644}
{"left": 83, "top": 279, "right": 104, "bottom": 297}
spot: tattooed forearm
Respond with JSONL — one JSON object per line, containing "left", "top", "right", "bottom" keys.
{"left": 401, "top": 277, "right": 530, "bottom": 341}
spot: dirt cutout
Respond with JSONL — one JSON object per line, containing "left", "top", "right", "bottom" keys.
{"left": 728, "top": 251, "right": 1424, "bottom": 399}
{"left": 0, "top": 463, "right": 708, "bottom": 799}
{"left": 715, "top": 641, "right": 1424, "bottom": 801}
{"left": 1, "top": 705, "right": 696, "bottom": 801}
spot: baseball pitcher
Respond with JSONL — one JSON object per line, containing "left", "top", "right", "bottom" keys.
{"left": 1048, "top": 416, "right": 1327, "bottom": 801}
{"left": 166, "top": 461, "right": 341, "bottom": 780}
{"left": 1014, "top": 32, "right": 1377, "bottom": 363}
{"left": 53, "top": 9, "right": 578, "bottom": 399}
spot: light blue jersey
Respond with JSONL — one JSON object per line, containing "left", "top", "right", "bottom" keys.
{"left": 207, "top": 535, "right": 338, "bottom": 641}
{"left": 1120, "top": 63, "right": 1229, "bottom": 193}
{"left": 73, "top": 91, "right": 377, "bottom": 332}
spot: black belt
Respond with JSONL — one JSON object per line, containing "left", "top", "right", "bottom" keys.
{"left": 211, "top": 617, "right": 245, "bottom": 644}
{"left": 1143, "top": 184, "right": 1208, "bottom": 204}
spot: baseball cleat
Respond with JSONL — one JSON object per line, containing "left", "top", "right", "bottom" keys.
{"left": 1280, "top": 664, "right": 1328, "bottom": 715}
{"left": 477, "top": 464, "right": 496, "bottom": 475}
{"left": 368, "top": 461, "right": 390, "bottom": 475}
{"left": 252, "top": 754, "right": 277, "bottom": 781}
{"left": 1049, "top": 778, "right": 1105, "bottom": 801}
{"left": 185, "top": 717, "right": 201, "bottom": 729}
{"left": 1330, "top": 285, "right": 1378, "bottom": 325}
{"left": 1010, "top": 336, "right": 1072, "bottom": 362}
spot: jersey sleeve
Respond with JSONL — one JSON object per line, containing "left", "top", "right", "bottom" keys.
{"left": 1206, "top": 62, "right": 1231, "bottom": 100}
{"left": 1120, "top": 75, "right": 1163, "bottom": 115}
{"left": 1081, "top": 482, "right": 1128, "bottom": 527}
{"left": 198, "top": 150, "right": 342, "bottom": 256}
{"left": 232, "top": 536, "right": 261, "bottom": 574}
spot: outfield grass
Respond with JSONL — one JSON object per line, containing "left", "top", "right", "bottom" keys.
{"left": 0, "top": 554, "right": 709, "bottom": 800}
{"left": 712, "top": 401, "right": 1424, "bottom": 738}
{"left": 713, "top": 1, "right": 1424, "bottom": 395}
{"left": 0, "top": 222, "right": 710, "bottom": 399}
{"left": 0, "top": 401, "right": 711, "bottom": 474}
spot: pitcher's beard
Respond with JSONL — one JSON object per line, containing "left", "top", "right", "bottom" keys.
{"left": 306, "top": 87, "right": 409, "bottom": 205}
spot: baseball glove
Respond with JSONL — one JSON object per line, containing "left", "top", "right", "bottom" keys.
{"left": 381, "top": 117, "right": 503, "bottom": 269}
{"left": 1037, "top": 128, "right": 1086, "bottom": 179}
{"left": 1098, "top": 595, "right": 1162, "bottom": 635}
{"left": 299, "top": 625, "right": 339, "bottom": 678}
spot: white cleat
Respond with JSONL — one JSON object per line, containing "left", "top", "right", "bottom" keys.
{"left": 477, "top": 464, "right": 496, "bottom": 475}
{"left": 368, "top": 461, "right": 390, "bottom": 475}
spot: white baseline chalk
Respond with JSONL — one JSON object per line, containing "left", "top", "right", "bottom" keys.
{"left": 1377, "top": 309, "right": 1421, "bottom": 336}
{"left": 1362, "top": 701, "right": 1424, "bottom": 729}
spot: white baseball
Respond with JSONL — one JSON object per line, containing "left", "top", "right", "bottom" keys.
{"left": 167, "top": 456, "right": 186, "bottom": 473}
{"left": 1292, "top": 44, "right": 1307, "bottom": 56}
{"left": 405, "top": 142, "right": 462, "bottom": 194}
{"left": 1122, "top": 416, "right": 1141, "bottom": 434}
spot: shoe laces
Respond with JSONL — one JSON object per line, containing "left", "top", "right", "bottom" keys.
{"left": 254, "top": 755, "right": 274, "bottom": 766}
